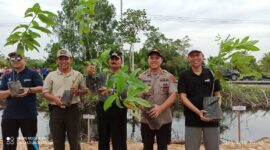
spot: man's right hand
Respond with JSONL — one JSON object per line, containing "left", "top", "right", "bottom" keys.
{"left": 199, "top": 110, "right": 210, "bottom": 122}
{"left": 54, "top": 96, "right": 65, "bottom": 109}
{"left": 87, "top": 65, "right": 96, "bottom": 75}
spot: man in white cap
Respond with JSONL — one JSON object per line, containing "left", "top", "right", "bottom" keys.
{"left": 178, "top": 47, "right": 222, "bottom": 150}
{"left": 43, "top": 49, "right": 88, "bottom": 150}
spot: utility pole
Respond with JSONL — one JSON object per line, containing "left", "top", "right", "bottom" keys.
{"left": 120, "top": 0, "right": 123, "bottom": 20}
{"left": 120, "top": 0, "right": 124, "bottom": 65}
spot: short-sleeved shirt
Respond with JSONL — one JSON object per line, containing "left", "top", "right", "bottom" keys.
{"left": 43, "top": 68, "right": 86, "bottom": 105}
{"left": 178, "top": 67, "right": 221, "bottom": 127}
{"left": 0, "top": 67, "right": 43, "bottom": 119}
{"left": 139, "top": 69, "right": 177, "bottom": 124}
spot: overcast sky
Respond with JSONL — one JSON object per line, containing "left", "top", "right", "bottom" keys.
{"left": 0, "top": 0, "right": 269, "bottom": 60}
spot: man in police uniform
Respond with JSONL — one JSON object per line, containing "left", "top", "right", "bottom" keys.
{"left": 43, "top": 49, "right": 88, "bottom": 150}
{"left": 0, "top": 52, "right": 43, "bottom": 150}
{"left": 178, "top": 48, "right": 222, "bottom": 150}
{"left": 139, "top": 48, "right": 177, "bottom": 150}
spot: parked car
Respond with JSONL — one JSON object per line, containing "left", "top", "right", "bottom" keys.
{"left": 261, "top": 73, "right": 270, "bottom": 81}
{"left": 222, "top": 68, "right": 240, "bottom": 81}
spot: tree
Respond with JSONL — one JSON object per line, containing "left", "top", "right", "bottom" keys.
{"left": 76, "top": 0, "right": 119, "bottom": 60}
{"left": 0, "top": 55, "right": 8, "bottom": 68}
{"left": 117, "top": 9, "right": 153, "bottom": 71}
{"left": 260, "top": 52, "right": 270, "bottom": 72}
{"left": 4, "top": 3, "right": 56, "bottom": 56}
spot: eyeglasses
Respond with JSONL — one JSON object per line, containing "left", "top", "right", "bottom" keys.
{"left": 10, "top": 56, "right": 23, "bottom": 62}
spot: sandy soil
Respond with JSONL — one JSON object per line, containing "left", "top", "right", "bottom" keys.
{"left": 1, "top": 137, "right": 270, "bottom": 150}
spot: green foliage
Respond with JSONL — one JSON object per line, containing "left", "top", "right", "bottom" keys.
{"left": 103, "top": 67, "right": 151, "bottom": 111}
{"left": 75, "top": 0, "right": 96, "bottom": 36}
{"left": 117, "top": 9, "right": 152, "bottom": 44}
{"left": 48, "top": 0, "right": 118, "bottom": 66}
{"left": 43, "top": 42, "right": 61, "bottom": 70}
{"left": 208, "top": 35, "right": 260, "bottom": 79}
{"left": 0, "top": 55, "right": 9, "bottom": 67}
{"left": 221, "top": 84, "right": 270, "bottom": 109}
{"left": 26, "top": 58, "right": 44, "bottom": 69}
{"left": 259, "top": 52, "right": 270, "bottom": 72}
{"left": 4, "top": 3, "right": 56, "bottom": 56}
{"left": 117, "top": 9, "right": 153, "bottom": 71}
{"left": 139, "top": 30, "right": 191, "bottom": 75}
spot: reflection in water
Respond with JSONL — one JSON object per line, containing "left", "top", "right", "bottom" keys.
{"left": 1, "top": 110, "right": 269, "bottom": 142}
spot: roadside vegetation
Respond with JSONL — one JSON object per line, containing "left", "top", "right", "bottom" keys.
{"left": 221, "top": 84, "right": 270, "bottom": 110}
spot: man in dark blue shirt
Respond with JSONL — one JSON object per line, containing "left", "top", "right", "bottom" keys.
{"left": 0, "top": 52, "right": 43, "bottom": 150}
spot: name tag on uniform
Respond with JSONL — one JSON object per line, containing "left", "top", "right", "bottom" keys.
{"left": 24, "top": 79, "right": 32, "bottom": 82}
{"left": 204, "top": 78, "right": 210, "bottom": 82}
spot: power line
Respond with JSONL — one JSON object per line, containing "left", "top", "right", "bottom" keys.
{"left": 149, "top": 15, "right": 270, "bottom": 24}
{"left": 1, "top": 15, "right": 270, "bottom": 27}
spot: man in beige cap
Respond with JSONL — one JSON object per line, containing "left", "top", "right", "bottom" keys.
{"left": 139, "top": 48, "right": 177, "bottom": 150}
{"left": 43, "top": 49, "right": 88, "bottom": 150}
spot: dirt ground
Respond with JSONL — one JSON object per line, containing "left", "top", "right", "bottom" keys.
{"left": 1, "top": 137, "right": 270, "bottom": 150}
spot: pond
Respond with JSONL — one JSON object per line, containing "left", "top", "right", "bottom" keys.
{"left": 0, "top": 110, "right": 269, "bottom": 142}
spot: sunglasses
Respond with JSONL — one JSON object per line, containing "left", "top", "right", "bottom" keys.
{"left": 10, "top": 56, "right": 23, "bottom": 62}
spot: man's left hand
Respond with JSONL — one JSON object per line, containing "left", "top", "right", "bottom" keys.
{"left": 16, "top": 88, "right": 30, "bottom": 97}
{"left": 149, "top": 104, "right": 163, "bottom": 118}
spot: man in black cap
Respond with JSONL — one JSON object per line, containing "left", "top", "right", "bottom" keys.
{"left": 139, "top": 48, "right": 177, "bottom": 150}
{"left": 0, "top": 51, "right": 43, "bottom": 150}
{"left": 86, "top": 50, "right": 127, "bottom": 150}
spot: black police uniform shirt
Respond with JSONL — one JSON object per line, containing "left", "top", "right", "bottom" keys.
{"left": 0, "top": 67, "right": 43, "bottom": 119}
{"left": 178, "top": 67, "right": 221, "bottom": 127}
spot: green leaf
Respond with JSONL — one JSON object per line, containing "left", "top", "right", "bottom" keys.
{"left": 24, "top": 13, "right": 33, "bottom": 18}
{"left": 241, "top": 36, "right": 249, "bottom": 43}
{"left": 130, "top": 68, "right": 141, "bottom": 77}
{"left": 115, "top": 74, "right": 126, "bottom": 93}
{"left": 29, "top": 38, "right": 41, "bottom": 47}
{"left": 32, "top": 21, "right": 39, "bottom": 27}
{"left": 28, "top": 30, "right": 41, "bottom": 38}
{"left": 25, "top": 8, "right": 33, "bottom": 17}
{"left": 40, "top": 10, "right": 57, "bottom": 17}
{"left": 32, "top": 26, "right": 51, "bottom": 34}
{"left": 100, "top": 50, "right": 110, "bottom": 65}
{"left": 4, "top": 40, "right": 19, "bottom": 47}
{"left": 16, "top": 43, "right": 25, "bottom": 56}
{"left": 11, "top": 24, "right": 28, "bottom": 33}
{"left": 32, "top": 3, "right": 41, "bottom": 14}
{"left": 127, "top": 87, "right": 144, "bottom": 97}
{"left": 38, "top": 14, "right": 54, "bottom": 25}
{"left": 115, "top": 97, "right": 123, "bottom": 108}
{"left": 25, "top": 41, "right": 39, "bottom": 51}
{"left": 6, "top": 32, "right": 21, "bottom": 41}
{"left": 127, "top": 97, "right": 151, "bottom": 108}
{"left": 105, "top": 73, "right": 114, "bottom": 88}
{"left": 103, "top": 94, "right": 117, "bottom": 111}
{"left": 123, "top": 100, "right": 138, "bottom": 110}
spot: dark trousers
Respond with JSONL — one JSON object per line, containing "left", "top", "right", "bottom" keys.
{"left": 1, "top": 117, "right": 39, "bottom": 150}
{"left": 96, "top": 102, "right": 127, "bottom": 150}
{"left": 49, "top": 104, "right": 80, "bottom": 150}
{"left": 141, "top": 122, "right": 172, "bottom": 150}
